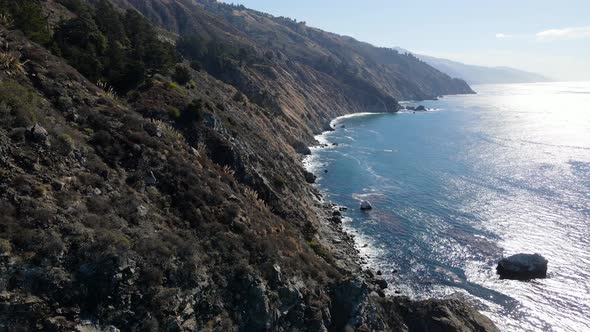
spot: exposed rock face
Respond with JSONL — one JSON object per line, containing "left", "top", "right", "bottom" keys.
{"left": 497, "top": 253, "right": 548, "bottom": 280}
{"left": 360, "top": 200, "right": 373, "bottom": 210}
{"left": 382, "top": 298, "right": 501, "bottom": 332}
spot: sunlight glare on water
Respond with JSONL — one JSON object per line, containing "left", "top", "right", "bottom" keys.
{"left": 306, "top": 82, "right": 590, "bottom": 332}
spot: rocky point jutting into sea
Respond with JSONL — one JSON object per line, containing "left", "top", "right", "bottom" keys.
{"left": 0, "top": 0, "right": 497, "bottom": 331}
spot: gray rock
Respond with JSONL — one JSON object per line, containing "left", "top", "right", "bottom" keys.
{"left": 375, "top": 278, "right": 388, "bottom": 290}
{"left": 136, "top": 205, "right": 148, "bottom": 217}
{"left": 330, "top": 215, "right": 342, "bottom": 224}
{"left": 497, "top": 253, "right": 548, "bottom": 280}
{"left": 27, "top": 123, "right": 49, "bottom": 143}
{"left": 360, "top": 200, "right": 372, "bottom": 210}
{"left": 397, "top": 298, "right": 500, "bottom": 332}
{"left": 303, "top": 171, "right": 316, "bottom": 184}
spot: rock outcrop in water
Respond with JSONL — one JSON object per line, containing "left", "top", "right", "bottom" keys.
{"left": 497, "top": 253, "right": 548, "bottom": 280}
{"left": 360, "top": 200, "right": 373, "bottom": 210}
{"left": 0, "top": 0, "right": 494, "bottom": 331}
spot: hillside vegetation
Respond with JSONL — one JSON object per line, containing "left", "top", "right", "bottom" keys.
{"left": 0, "top": 1, "right": 496, "bottom": 331}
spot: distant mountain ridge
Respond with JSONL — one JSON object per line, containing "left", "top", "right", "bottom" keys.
{"left": 395, "top": 48, "right": 551, "bottom": 85}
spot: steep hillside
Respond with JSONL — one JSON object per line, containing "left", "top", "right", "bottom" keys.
{"left": 0, "top": 1, "right": 497, "bottom": 331}
{"left": 91, "top": 0, "right": 473, "bottom": 139}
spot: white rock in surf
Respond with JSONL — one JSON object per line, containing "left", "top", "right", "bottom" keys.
{"left": 360, "top": 200, "right": 373, "bottom": 210}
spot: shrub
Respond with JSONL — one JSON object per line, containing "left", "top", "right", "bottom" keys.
{"left": 96, "top": 230, "right": 131, "bottom": 251}
{"left": 0, "top": 12, "right": 13, "bottom": 27}
{"left": 0, "top": 79, "right": 41, "bottom": 126}
{"left": 166, "top": 81, "right": 180, "bottom": 91}
{"left": 172, "top": 64, "right": 191, "bottom": 85}
{"left": 180, "top": 99, "right": 203, "bottom": 123}
{"left": 243, "top": 187, "right": 268, "bottom": 210}
{"left": 55, "top": 133, "right": 74, "bottom": 155}
{"left": 0, "top": 45, "right": 29, "bottom": 76}
{"left": 0, "top": 238, "right": 11, "bottom": 255}
{"left": 221, "top": 165, "right": 235, "bottom": 178}
{"left": 33, "top": 184, "right": 50, "bottom": 198}
{"left": 306, "top": 241, "right": 332, "bottom": 263}
{"left": 273, "top": 176, "right": 286, "bottom": 189}
{"left": 96, "top": 80, "right": 116, "bottom": 98}
{"left": 167, "top": 107, "right": 181, "bottom": 120}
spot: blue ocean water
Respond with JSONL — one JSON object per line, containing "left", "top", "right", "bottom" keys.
{"left": 305, "top": 82, "right": 590, "bottom": 332}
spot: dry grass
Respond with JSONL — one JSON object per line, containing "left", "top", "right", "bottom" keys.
{"left": 0, "top": 13, "right": 13, "bottom": 28}
{"left": 221, "top": 165, "right": 235, "bottom": 178}
{"left": 96, "top": 80, "right": 117, "bottom": 99}
{"left": 243, "top": 187, "right": 269, "bottom": 210}
{"left": 150, "top": 119, "right": 184, "bottom": 143}
{"left": 0, "top": 43, "right": 28, "bottom": 76}
{"left": 195, "top": 141, "right": 207, "bottom": 157}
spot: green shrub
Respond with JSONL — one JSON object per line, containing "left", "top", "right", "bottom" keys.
{"left": 167, "top": 107, "right": 181, "bottom": 119}
{"left": 172, "top": 64, "right": 191, "bottom": 85}
{"left": 55, "top": 133, "right": 74, "bottom": 155}
{"left": 180, "top": 99, "right": 203, "bottom": 123}
{"left": 167, "top": 81, "right": 180, "bottom": 91}
{"left": 0, "top": 79, "right": 41, "bottom": 127}
{"left": 306, "top": 240, "right": 332, "bottom": 262}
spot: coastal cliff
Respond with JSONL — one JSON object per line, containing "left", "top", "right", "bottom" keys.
{"left": 0, "top": 0, "right": 494, "bottom": 331}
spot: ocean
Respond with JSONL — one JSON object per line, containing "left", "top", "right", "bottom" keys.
{"left": 304, "top": 82, "right": 590, "bottom": 332}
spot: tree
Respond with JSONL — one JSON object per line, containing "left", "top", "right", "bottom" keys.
{"left": 52, "top": 3, "right": 177, "bottom": 93}
{"left": 172, "top": 65, "right": 191, "bottom": 85}
{"left": 0, "top": 0, "right": 51, "bottom": 44}
{"left": 95, "top": 0, "right": 125, "bottom": 43}
{"left": 177, "top": 35, "right": 208, "bottom": 60}
{"left": 52, "top": 13, "right": 107, "bottom": 80}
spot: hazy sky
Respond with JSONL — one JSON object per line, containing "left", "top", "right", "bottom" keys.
{"left": 231, "top": 0, "right": 590, "bottom": 81}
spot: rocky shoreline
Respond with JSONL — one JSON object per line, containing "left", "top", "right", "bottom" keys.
{"left": 302, "top": 113, "right": 501, "bottom": 331}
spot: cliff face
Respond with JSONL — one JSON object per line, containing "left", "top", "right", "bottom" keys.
{"left": 0, "top": 1, "right": 495, "bottom": 331}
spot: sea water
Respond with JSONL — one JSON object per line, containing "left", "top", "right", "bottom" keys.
{"left": 305, "top": 82, "right": 590, "bottom": 332}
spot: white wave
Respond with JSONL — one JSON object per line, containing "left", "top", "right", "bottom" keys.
{"left": 330, "top": 112, "right": 381, "bottom": 128}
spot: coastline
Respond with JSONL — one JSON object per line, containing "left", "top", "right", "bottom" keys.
{"left": 304, "top": 112, "right": 389, "bottom": 281}
{"left": 302, "top": 110, "right": 500, "bottom": 331}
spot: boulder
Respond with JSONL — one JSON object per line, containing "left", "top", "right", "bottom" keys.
{"left": 415, "top": 105, "right": 426, "bottom": 111}
{"left": 375, "top": 278, "right": 388, "bottom": 290}
{"left": 497, "top": 253, "right": 548, "bottom": 280}
{"left": 26, "top": 123, "right": 49, "bottom": 143}
{"left": 292, "top": 140, "right": 311, "bottom": 155}
{"left": 395, "top": 298, "right": 500, "bottom": 332}
{"left": 303, "top": 171, "right": 316, "bottom": 184}
{"left": 330, "top": 216, "right": 342, "bottom": 224}
{"left": 360, "top": 200, "right": 372, "bottom": 211}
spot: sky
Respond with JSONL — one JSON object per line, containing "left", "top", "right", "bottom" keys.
{"left": 230, "top": 0, "right": 590, "bottom": 81}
